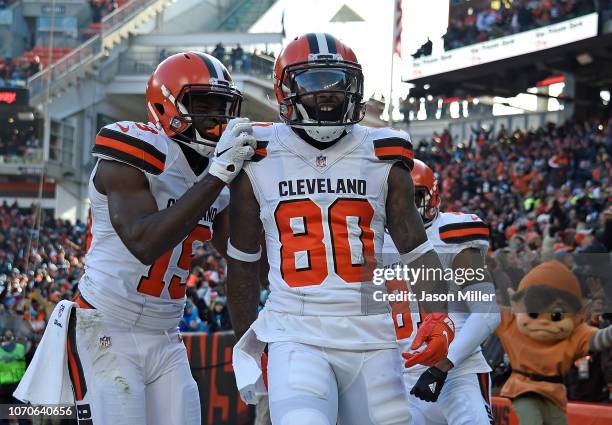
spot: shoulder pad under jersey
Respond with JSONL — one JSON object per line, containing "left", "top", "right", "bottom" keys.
{"left": 432, "top": 212, "right": 490, "bottom": 249}
{"left": 92, "top": 121, "right": 168, "bottom": 175}
{"left": 369, "top": 126, "right": 414, "bottom": 170}
{"left": 249, "top": 122, "right": 276, "bottom": 163}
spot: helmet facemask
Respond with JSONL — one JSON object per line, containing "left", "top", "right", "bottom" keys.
{"left": 415, "top": 186, "right": 438, "bottom": 226}
{"left": 278, "top": 58, "right": 365, "bottom": 142}
{"left": 166, "top": 83, "right": 242, "bottom": 157}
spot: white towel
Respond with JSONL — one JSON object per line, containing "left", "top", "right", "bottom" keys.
{"left": 13, "top": 300, "right": 76, "bottom": 405}
{"left": 232, "top": 328, "right": 267, "bottom": 405}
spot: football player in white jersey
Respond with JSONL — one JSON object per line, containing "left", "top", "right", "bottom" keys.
{"left": 65, "top": 52, "right": 256, "bottom": 425}
{"left": 383, "top": 159, "right": 501, "bottom": 425}
{"left": 226, "top": 33, "right": 455, "bottom": 425}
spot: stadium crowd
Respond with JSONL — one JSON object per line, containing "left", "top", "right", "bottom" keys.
{"left": 442, "top": 0, "right": 596, "bottom": 51}
{"left": 411, "top": 116, "right": 612, "bottom": 401}
{"left": 0, "top": 57, "right": 40, "bottom": 88}
{"left": 0, "top": 127, "right": 42, "bottom": 164}
{"left": 0, "top": 116, "right": 609, "bottom": 403}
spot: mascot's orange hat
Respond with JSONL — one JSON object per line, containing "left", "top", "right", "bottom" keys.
{"left": 518, "top": 260, "right": 581, "bottom": 299}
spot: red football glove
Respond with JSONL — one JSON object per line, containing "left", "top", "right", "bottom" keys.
{"left": 402, "top": 313, "right": 455, "bottom": 368}
{"left": 261, "top": 352, "right": 268, "bottom": 390}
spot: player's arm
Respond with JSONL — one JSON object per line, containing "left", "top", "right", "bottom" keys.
{"left": 211, "top": 207, "right": 229, "bottom": 258}
{"left": 438, "top": 248, "right": 500, "bottom": 372}
{"left": 96, "top": 160, "right": 228, "bottom": 265}
{"left": 386, "top": 163, "right": 448, "bottom": 313}
{"left": 387, "top": 163, "right": 455, "bottom": 373}
{"left": 96, "top": 118, "right": 255, "bottom": 265}
{"left": 225, "top": 170, "right": 263, "bottom": 341}
{"left": 411, "top": 247, "right": 500, "bottom": 402}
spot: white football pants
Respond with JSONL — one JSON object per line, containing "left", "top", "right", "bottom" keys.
{"left": 267, "top": 341, "right": 412, "bottom": 425}
{"left": 66, "top": 307, "right": 200, "bottom": 425}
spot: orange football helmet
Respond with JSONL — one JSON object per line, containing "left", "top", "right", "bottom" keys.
{"left": 146, "top": 51, "right": 242, "bottom": 156}
{"left": 273, "top": 33, "right": 365, "bottom": 142}
{"left": 411, "top": 159, "right": 440, "bottom": 225}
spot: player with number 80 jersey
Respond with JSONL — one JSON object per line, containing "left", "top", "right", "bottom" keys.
{"left": 246, "top": 122, "right": 404, "bottom": 343}
{"left": 228, "top": 34, "right": 454, "bottom": 425}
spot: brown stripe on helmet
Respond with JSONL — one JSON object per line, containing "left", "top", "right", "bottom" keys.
{"left": 305, "top": 33, "right": 319, "bottom": 54}
{"left": 192, "top": 51, "right": 219, "bottom": 79}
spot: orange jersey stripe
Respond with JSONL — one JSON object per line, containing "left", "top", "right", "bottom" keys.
{"left": 440, "top": 227, "right": 490, "bottom": 239}
{"left": 95, "top": 135, "right": 165, "bottom": 172}
{"left": 374, "top": 146, "right": 414, "bottom": 159}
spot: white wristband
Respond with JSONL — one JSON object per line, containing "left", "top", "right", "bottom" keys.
{"left": 227, "top": 239, "right": 262, "bottom": 262}
{"left": 399, "top": 239, "right": 435, "bottom": 265}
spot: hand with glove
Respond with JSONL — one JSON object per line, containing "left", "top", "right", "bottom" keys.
{"left": 402, "top": 313, "right": 455, "bottom": 367}
{"left": 410, "top": 366, "right": 448, "bottom": 402}
{"left": 209, "top": 117, "right": 257, "bottom": 183}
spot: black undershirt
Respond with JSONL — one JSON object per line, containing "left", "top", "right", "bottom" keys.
{"left": 174, "top": 137, "right": 209, "bottom": 177}
{"left": 291, "top": 127, "right": 346, "bottom": 150}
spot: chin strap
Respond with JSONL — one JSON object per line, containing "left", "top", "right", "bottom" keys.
{"left": 172, "top": 127, "right": 217, "bottom": 158}
{"left": 292, "top": 124, "right": 352, "bottom": 144}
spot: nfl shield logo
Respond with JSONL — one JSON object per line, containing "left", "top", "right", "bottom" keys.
{"left": 99, "top": 336, "right": 111, "bottom": 349}
{"left": 316, "top": 155, "right": 327, "bottom": 167}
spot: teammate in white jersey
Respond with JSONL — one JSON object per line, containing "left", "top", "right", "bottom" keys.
{"left": 65, "top": 52, "right": 256, "bottom": 425}
{"left": 383, "top": 159, "right": 500, "bottom": 425}
{"left": 226, "top": 33, "right": 455, "bottom": 425}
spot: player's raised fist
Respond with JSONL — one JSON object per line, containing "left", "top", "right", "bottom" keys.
{"left": 209, "top": 117, "right": 256, "bottom": 183}
{"left": 402, "top": 313, "right": 455, "bottom": 367}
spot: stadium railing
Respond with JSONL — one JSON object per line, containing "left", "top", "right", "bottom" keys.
{"left": 117, "top": 49, "right": 275, "bottom": 80}
{"left": 27, "top": 0, "right": 169, "bottom": 103}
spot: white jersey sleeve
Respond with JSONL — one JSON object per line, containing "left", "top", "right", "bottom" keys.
{"left": 92, "top": 121, "right": 169, "bottom": 175}
{"left": 368, "top": 126, "right": 414, "bottom": 171}
{"left": 427, "top": 212, "right": 490, "bottom": 269}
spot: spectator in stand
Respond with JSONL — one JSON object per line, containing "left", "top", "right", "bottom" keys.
{"left": 212, "top": 43, "right": 226, "bottom": 64}
{"left": 28, "top": 56, "right": 40, "bottom": 76}
{"left": 207, "top": 298, "right": 231, "bottom": 333}
{"left": 476, "top": 8, "right": 498, "bottom": 33}
{"left": 0, "top": 328, "right": 27, "bottom": 423}
{"left": 513, "top": 0, "right": 536, "bottom": 31}
{"left": 90, "top": 0, "right": 117, "bottom": 23}
{"left": 179, "top": 301, "right": 207, "bottom": 333}
{"left": 90, "top": 0, "right": 104, "bottom": 23}
{"left": 231, "top": 44, "right": 244, "bottom": 72}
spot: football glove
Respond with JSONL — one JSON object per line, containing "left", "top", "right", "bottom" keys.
{"left": 402, "top": 313, "right": 455, "bottom": 367}
{"left": 410, "top": 366, "right": 447, "bottom": 402}
{"left": 209, "top": 117, "right": 256, "bottom": 183}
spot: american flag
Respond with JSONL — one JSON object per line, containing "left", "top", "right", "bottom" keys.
{"left": 393, "top": 0, "right": 403, "bottom": 58}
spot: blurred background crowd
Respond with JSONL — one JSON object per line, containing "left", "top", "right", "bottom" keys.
{"left": 444, "top": 0, "right": 597, "bottom": 51}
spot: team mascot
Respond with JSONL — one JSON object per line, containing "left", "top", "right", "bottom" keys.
{"left": 495, "top": 260, "right": 612, "bottom": 425}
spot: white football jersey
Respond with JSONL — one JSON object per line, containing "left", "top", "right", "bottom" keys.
{"left": 246, "top": 123, "right": 414, "bottom": 349}
{"left": 80, "top": 121, "right": 228, "bottom": 329}
{"left": 382, "top": 211, "right": 491, "bottom": 377}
